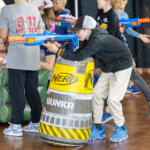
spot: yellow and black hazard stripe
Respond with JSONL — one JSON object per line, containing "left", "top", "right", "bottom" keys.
{"left": 39, "top": 123, "right": 91, "bottom": 140}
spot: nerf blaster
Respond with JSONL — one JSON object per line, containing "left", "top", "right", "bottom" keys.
{"left": 8, "top": 30, "right": 78, "bottom": 47}
{"left": 119, "top": 18, "right": 150, "bottom": 28}
{"left": 56, "top": 15, "right": 77, "bottom": 28}
{"left": 56, "top": 15, "right": 77, "bottom": 25}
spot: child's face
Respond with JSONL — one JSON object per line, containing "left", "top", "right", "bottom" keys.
{"left": 76, "top": 29, "right": 90, "bottom": 41}
{"left": 115, "top": 0, "right": 128, "bottom": 10}
{"left": 97, "top": 0, "right": 107, "bottom": 9}
{"left": 52, "top": 0, "right": 65, "bottom": 12}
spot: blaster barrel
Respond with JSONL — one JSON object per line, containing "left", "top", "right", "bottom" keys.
{"left": 139, "top": 18, "right": 150, "bottom": 24}
{"left": 119, "top": 17, "right": 150, "bottom": 28}
{"left": 8, "top": 36, "right": 25, "bottom": 43}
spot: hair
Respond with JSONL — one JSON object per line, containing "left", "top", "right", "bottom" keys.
{"left": 111, "top": 0, "right": 127, "bottom": 8}
{"left": 111, "top": 0, "right": 116, "bottom": 8}
{"left": 98, "top": 0, "right": 114, "bottom": 7}
{"left": 112, "top": 0, "right": 122, "bottom": 8}
{"left": 63, "top": 0, "right": 67, "bottom": 5}
{"left": 42, "top": 8, "right": 55, "bottom": 30}
{"left": 73, "top": 16, "right": 85, "bottom": 31}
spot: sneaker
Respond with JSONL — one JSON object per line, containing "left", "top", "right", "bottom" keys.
{"left": 126, "top": 86, "right": 141, "bottom": 95}
{"left": 23, "top": 122, "right": 39, "bottom": 133}
{"left": 101, "top": 112, "right": 113, "bottom": 124}
{"left": 109, "top": 125, "right": 128, "bottom": 142}
{"left": 89, "top": 124, "right": 106, "bottom": 140}
{"left": 3, "top": 123, "right": 23, "bottom": 137}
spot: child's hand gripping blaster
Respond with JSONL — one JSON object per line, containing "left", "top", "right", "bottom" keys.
{"left": 8, "top": 30, "right": 79, "bottom": 47}
{"left": 119, "top": 17, "right": 150, "bottom": 28}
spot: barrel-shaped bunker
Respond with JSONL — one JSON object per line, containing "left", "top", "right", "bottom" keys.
{"left": 39, "top": 57, "right": 94, "bottom": 146}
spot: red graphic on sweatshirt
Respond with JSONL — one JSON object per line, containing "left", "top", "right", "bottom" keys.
{"left": 17, "top": 17, "right": 24, "bottom": 27}
{"left": 16, "top": 16, "right": 37, "bottom": 34}
{"left": 27, "top": 16, "right": 36, "bottom": 26}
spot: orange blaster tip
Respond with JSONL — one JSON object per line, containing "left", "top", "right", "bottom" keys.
{"left": 8, "top": 36, "right": 25, "bottom": 43}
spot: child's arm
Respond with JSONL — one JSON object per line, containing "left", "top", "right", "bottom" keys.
{"left": 138, "top": 34, "right": 150, "bottom": 43}
{"left": 125, "top": 26, "right": 140, "bottom": 38}
{"left": 0, "top": 38, "right": 7, "bottom": 52}
{"left": 40, "top": 55, "right": 56, "bottom": 71}
{"left": 125, "top": 23, "right": 150, "bottom": 43}
{"left": 0, "top": 29, "right": 8, "bottom": 41}
{"left": 124, "top": 13, "right": 150, "bottom": 43}
{"left": 0, "top": 7, "right": 8, "bottom": 41}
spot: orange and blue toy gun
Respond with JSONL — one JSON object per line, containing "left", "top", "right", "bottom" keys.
{"left": 56, "top": 15, "right": 77, "bottom": 25}
{"left": 8, "top": 30, "right": 78, "bottom": 47}
{"left": 119, "top": 17, "right": 150, "bottom": 28}
{"left": 56, "top": 15, "right": 77, "bottom": 28}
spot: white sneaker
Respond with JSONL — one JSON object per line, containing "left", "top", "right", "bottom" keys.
{"left": 23, "top": 122, "right": 39, "bottom": 133}
{"left": 3, "top": 123, "right": 23, "bottom": 137}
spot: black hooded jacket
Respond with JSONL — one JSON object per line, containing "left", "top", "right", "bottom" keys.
{"left": 96, "top": 8, "right": 124, "bottom": 42}
{"left": 62, "top": 27, "right": 132, "bottom": 73}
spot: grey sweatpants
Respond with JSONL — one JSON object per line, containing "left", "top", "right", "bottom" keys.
{"left": 92, "top": 67, "right": 132, "bottom": 127}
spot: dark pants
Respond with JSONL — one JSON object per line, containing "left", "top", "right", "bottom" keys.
{"left": 130, "top": 67, "right": 150, "bottom": 102}
{"left": 8, "top": 69, "right": 42, "bottom": 124}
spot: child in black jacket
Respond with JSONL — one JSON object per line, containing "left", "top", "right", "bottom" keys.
{"left": 43, "top": 15, "right": 133, "bottom": 143}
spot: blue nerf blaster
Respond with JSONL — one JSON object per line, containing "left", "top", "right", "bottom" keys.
{"left": 119, "top": 18, "right": 150, "bottom": 28}
{"left": 8, "top": 30, "right": 78, "bottom": 47}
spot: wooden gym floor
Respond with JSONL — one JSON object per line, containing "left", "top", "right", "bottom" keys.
{"left": 0, "top": 73, "right": 150, "bottom": 150}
